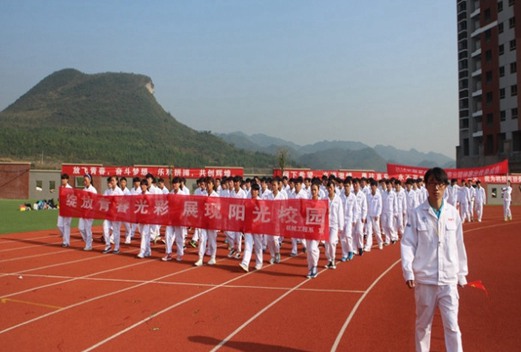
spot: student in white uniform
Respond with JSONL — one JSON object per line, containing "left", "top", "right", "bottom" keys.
{"left": 340, "top": 178, "right": 356, "bottom": 261}
{"left": 194, "top": 177, "right": 219, "bottom": 266}
{"left": 264, "top": 178, "right": 284, "bottom": 264}
{"left": 458, "top": 179, "right": 472, "bottom": 223}
{"left": 305, "top": 183, "right": 321, "bottom": 279}
{"left": 78, "top": 174, "right": 97, "bottom": 251}
{"left": 382, "top": 180, "right": 398, "bottom": 245}
{"left": 128, "top": 177, "right": 141, "bottom": 243}
{"left": 474, "top": 180, "right": 486, "bottom": 222}
{"left": 190, "top": 178, "right": 207, "bottom": 249}
{"left": 394, "top": 180, "right": 407, "bottom": 237}
{"left": 102, "top": 176, "right": 123, "bottom": 254}
{"left": 447, "top": 179, "right": 459, "bottom": 207}
{"left": 162, "top": 177, "right": 186, "bottom": 262}
{"left": 502, "top": 180, "right": 513, "bottom": 221}
{"left": 146, "top": 173, "right": 162, "bottom": 243}
{"left": 365, "top": 180, "right": 383, "bottom": 251}
{"left": 401, "top": 167, "right": 468, "bottom": 352}
{"left": 228, "top": 176, "right": 247, "bottom": 259}
{"left": 352, "top": 178, "right": 368, "bottom": 256}
{"left": 405, "top": 179, "right": 419, "bottom": 225}
{"left": 325, "top": 181, "right": 344, "bottom": 269}
{"left": 118, "top": 177, "right": 132, "bottom": 244}
{"left": 57, "top": 173, "right": 72, "bottom": 248}
{"left": 239, "top": 183, "right": 264, "bottom": 272}
{"left": 137, "top": 179, "right": 152, "bottom": 259}
{"left": 290, "top": 177, "right": 309, "bottom": 256}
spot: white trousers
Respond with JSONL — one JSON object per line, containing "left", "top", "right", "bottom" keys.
{"left": 339, "top": 221, "right": 354, "bottom": 257}
{"left": 381, "top": 213, "right": 397, "bottom": 243}
{"left": 366, "top": 216, "right": 383, "bottom": 249}
{"left": 165, "top": 226, "right": 185, "bottom": 258}
{"left": 291, "top": 237, "right": 307, "bottom": 255}
{"left": 138, "top": 224, "right": 151, "bottom": 256}
{"left": 325, "top": 228, "right": 338, "bottom": 262}
{"left": 103, "top": 220, "right": 121, "bottom": 251}
{"left": 266, "top": 234, "right": 280, "bottom": 258}
{"left": 78, "top": 218, "right": 94, "bottom": 248}
{"left": 57, "top": 216, "right": 72, "bottom": 246}
{"left": 305, "top": 239, "right": 319, "bottom": 271}
{"left": 474, "top": 202, "right": 484, "bottom": 222}
{"left": 241, "top": 233, "right": 263, "bottom": 269}
{"left": 198, "top": 229, "right": 217, "bottom": 259}
{"left": 353, "top": 218, "right": 364, "bottom": 250}
{"left": 503, "top": 200, "right": 512, "bottom": 219}
{"left": 414, "top": 284, "right": 463, "bottom": 352}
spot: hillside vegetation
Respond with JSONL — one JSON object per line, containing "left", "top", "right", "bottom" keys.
{"left": 0, "top": 69, "right": 277, "bottom": 169}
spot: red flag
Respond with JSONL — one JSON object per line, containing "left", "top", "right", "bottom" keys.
{"left": 467, "top": 280, "right": 489, "bottom": 297}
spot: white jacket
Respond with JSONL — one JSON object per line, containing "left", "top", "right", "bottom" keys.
{"left": 401, "top": 200, "right": 468, "bottom": 286}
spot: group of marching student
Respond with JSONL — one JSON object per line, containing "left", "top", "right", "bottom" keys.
{"left": 57, "top": 172, "right": 462, "bottom": 278}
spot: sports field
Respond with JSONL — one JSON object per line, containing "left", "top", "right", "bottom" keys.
{"left": 0, "top": 205, "right": 519, "bottom": 351}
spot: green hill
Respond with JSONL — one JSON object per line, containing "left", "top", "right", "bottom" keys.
{"left": 0, "top": 69, "right": 277, "bottom": 169}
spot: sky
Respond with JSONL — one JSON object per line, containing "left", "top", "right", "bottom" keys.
{"left": 0, "top": 0, "right": 458, "bottom": 158}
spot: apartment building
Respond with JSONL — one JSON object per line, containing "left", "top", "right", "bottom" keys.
{"left": 457, "top": 0, "right": 521, "bottom": 172}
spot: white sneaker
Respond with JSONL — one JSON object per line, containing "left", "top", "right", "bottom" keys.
{"left": 269, "top": 257, "right": 275, "bottom": 264}
{"left": 208, "top": 257, "right": 216, "bottom": 265}
{"left": 378, "top": 243, "right": 383, "bottom": 250}
{"left": 239, "top": 262, "right": 249, "bottom": 272}
{"left": 254, "top": 264, "right": 262, "bottom": 270}
{"left": 194, "top": 258, "right": 203, "bottom": 267}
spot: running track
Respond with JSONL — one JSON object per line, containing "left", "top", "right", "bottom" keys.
{"left": 0, "top": 206, "right": 519, "bottom": 351}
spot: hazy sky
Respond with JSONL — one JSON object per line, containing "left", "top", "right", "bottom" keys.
{"left": 0, "top": 1, "right": 458, "bottom": 158}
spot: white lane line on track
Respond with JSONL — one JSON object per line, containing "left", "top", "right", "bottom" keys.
{"left": 209, "top": 268, "right": 329, "bottom": 352}
{"left": 330, "top": 259, "right": 402, "bottom": 352}
{"left": 1, "top": 272, "right": 366, "bottom": 294}
{"left": 0, "top": 258, "right": 205, "bottom": 335}
{"left": 81, "top": 257, "right": 298, "bottom": 352}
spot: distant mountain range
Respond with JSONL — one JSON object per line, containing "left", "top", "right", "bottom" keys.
{"left": 216, "top": 131, "right": 455, "bottom": 171}
{"left": 0, "top": 68, "right": 455, "bottom": 173}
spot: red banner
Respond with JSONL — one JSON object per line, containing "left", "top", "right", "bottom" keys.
{"left": 386, "top": 160, "right": 509, "bottom": 180}
{"left": 273, "top": 168, "right": 387, "bottom": 180}
{"left": 61, "top": 165, "right": 243, "bottom": 179}
{"left": 59, "top": 188, "right": 329, "bottom": 240}
{"left": 171, "top": 167, "right": 243, "bottom": 178}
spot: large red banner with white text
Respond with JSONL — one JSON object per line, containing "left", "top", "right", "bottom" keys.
{"left": 386, "top": 160, "right": 509, "bottom": 180}
{"left": 273, "top": 168, "right": 388, "bottom": 180}
{"left": 59, "top": 188, "right": 329, "bottom": 240}
{"left": 61, "top": 165, "right": 244, "bottom": 178}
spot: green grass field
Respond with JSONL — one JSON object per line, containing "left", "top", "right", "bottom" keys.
{"left": 0, "top": 199, "right": 101, "bottom": 235}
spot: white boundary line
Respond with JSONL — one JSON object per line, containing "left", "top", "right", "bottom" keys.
{"left": 330, "top": 259, "right": 401, "bottom": 352}
{"left": 81, "top": 262, "right": 297, "bottom": 352}
{"left": 209, "top": 268, "right": 328, "bottom": 352}
{"left": 329, "top": 220, "right": 515, "bottom": 351}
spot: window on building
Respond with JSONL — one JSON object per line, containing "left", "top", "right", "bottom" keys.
{"left": 499, "top": 66, "right": 505, "bottom": 77}
{"left": 486, "top": 92, "right": 493, "bottom": 105}
{"left": 486, "top": 113, "right": 494, "bottom": 125}
{"left": 460, "top": 118, "right": 469, "bottom": 129}
{"left": 486, "top": 49, "right": 492, "bottom": 61}
{"left": 511, "top": 62, "right": 517, "bottom": 73}
{"left": 49, "top": 181, "right": 56, "bottom": 192}
{"left": 509, "top": 0, "right": 515, "bottom": 7}
{"left": 460, "top": 98, "right": 469, "bottom": 109}
{"left": 458, "top": 2, "right": 466, "bottom": 12}
{"left": 511, "top": 85, "right": 518, "bottom": 96}
{"left": 500, "top": 110, "right": 506, "bottom": 121}
{"left": 499, "top": 22, "right": 504, "bottom": 33}
{"left": 463, "top": 138, "right": 469, "bottom": 156}
{"left": 510, "top": 39, "right": 516, "bottom": 51}
{"left": 499, "top": 44, "right": 505, "bottom": 55}
{"left": 485, "top": 135, "right": 494, "bottom": 154}
{"left": 484, "top": 8, "right": 491, "bottom": 21}
{"left": 500, "top": 88, "right": 506, "bottom": 99}
{"left": 74, "top": 177, "right": 84, "bottom": 188}
{"left": 460, "top": 79, "right": 469, "bottom": 89}
{"left": 36, "top": 180, "right": 43, "bottom": 190}
{"left": 498, "top": 133, "right": 506, "bottom": 153}
{"left": 509, "top": 17, "right": 516, "bottom": 29}
{"left": 486, "top": 71, "right": 492, "bottom": 83}
{"left": 485, "top": 29, "right": 492, "bottom": 42}
{"left": 513, "top": 131, "right": 521, "bottom": 151}
{"left": 512, "top": 108, "right": 518, "bottom": 119}
{"left": 459, "top": 60, "right": 468, "bottom": 70}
